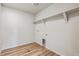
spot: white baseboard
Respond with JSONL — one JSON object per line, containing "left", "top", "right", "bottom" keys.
{"left": 51, "top": 49, "right": 64, "bottom": 56}
{"left": 44, "top": 46, "right": 64, "bottom": 56}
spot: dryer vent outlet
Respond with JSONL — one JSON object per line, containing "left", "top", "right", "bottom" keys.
{"left": 42, "top": 38, "right": 46, "bottom": 47}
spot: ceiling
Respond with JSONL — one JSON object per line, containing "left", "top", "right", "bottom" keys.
{"left": 3, "top": 3, "right": 53, "bottom": 15}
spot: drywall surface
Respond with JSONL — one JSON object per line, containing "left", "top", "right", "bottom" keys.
{"left": 1, "top": 6, "right": 34, "bottom": 50}
{"left": 0, "top": 4, "right": 2, "bottom": 51}
{"left": 35, "top": 3, "right": 79, "bottom": 21}
{"left": 34, "top": 11, "right": 79, "bottom": 56}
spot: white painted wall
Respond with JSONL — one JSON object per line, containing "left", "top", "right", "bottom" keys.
{"left": 34, "top": 11, "right": 79, "bottom": 56}
{"left": 0, "top": 4, "right": 2, "bottom": 52}
{"left": 1, "top": 6, "right": 34, "bottom": 50}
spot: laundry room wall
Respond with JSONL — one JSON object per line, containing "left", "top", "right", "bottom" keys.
{"left": 34, "top": 4, "right": 79, "bottom": 55}
{"left": 0, "top": 4, "right": 2, "bottom": 52}
{"left": 1, "top": 6, "right": 34, "bottom": 50}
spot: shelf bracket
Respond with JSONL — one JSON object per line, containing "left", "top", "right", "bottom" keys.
{"left": 63, "top": 12, "right": 68, "bottom": 23}
{"left": 41, "top": 19, "right": 46, "bottom": 24}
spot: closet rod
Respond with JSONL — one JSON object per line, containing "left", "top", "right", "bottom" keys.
{"left": 34, "top": 7, "right": 79, "bottom": 24}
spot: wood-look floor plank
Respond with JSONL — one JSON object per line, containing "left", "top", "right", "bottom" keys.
{"left": 1, "top": 42, "right": 41, "bottom": 56}
{"left": 27, "top": 48, "right": 47, "bottom": 56}
{"left": 2, "top": 43, "right": 34, "bottom": 53}
{"left": 1, "top": 42, "right": 60, "bottom": 56}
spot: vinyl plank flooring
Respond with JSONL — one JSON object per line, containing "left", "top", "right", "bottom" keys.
{"left": 1, "top": 42, "right": 60, "bottom": 56}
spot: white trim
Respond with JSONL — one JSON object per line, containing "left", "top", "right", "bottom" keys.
{"left": 46, "top": 47, "right": 64, "bottom": 56}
